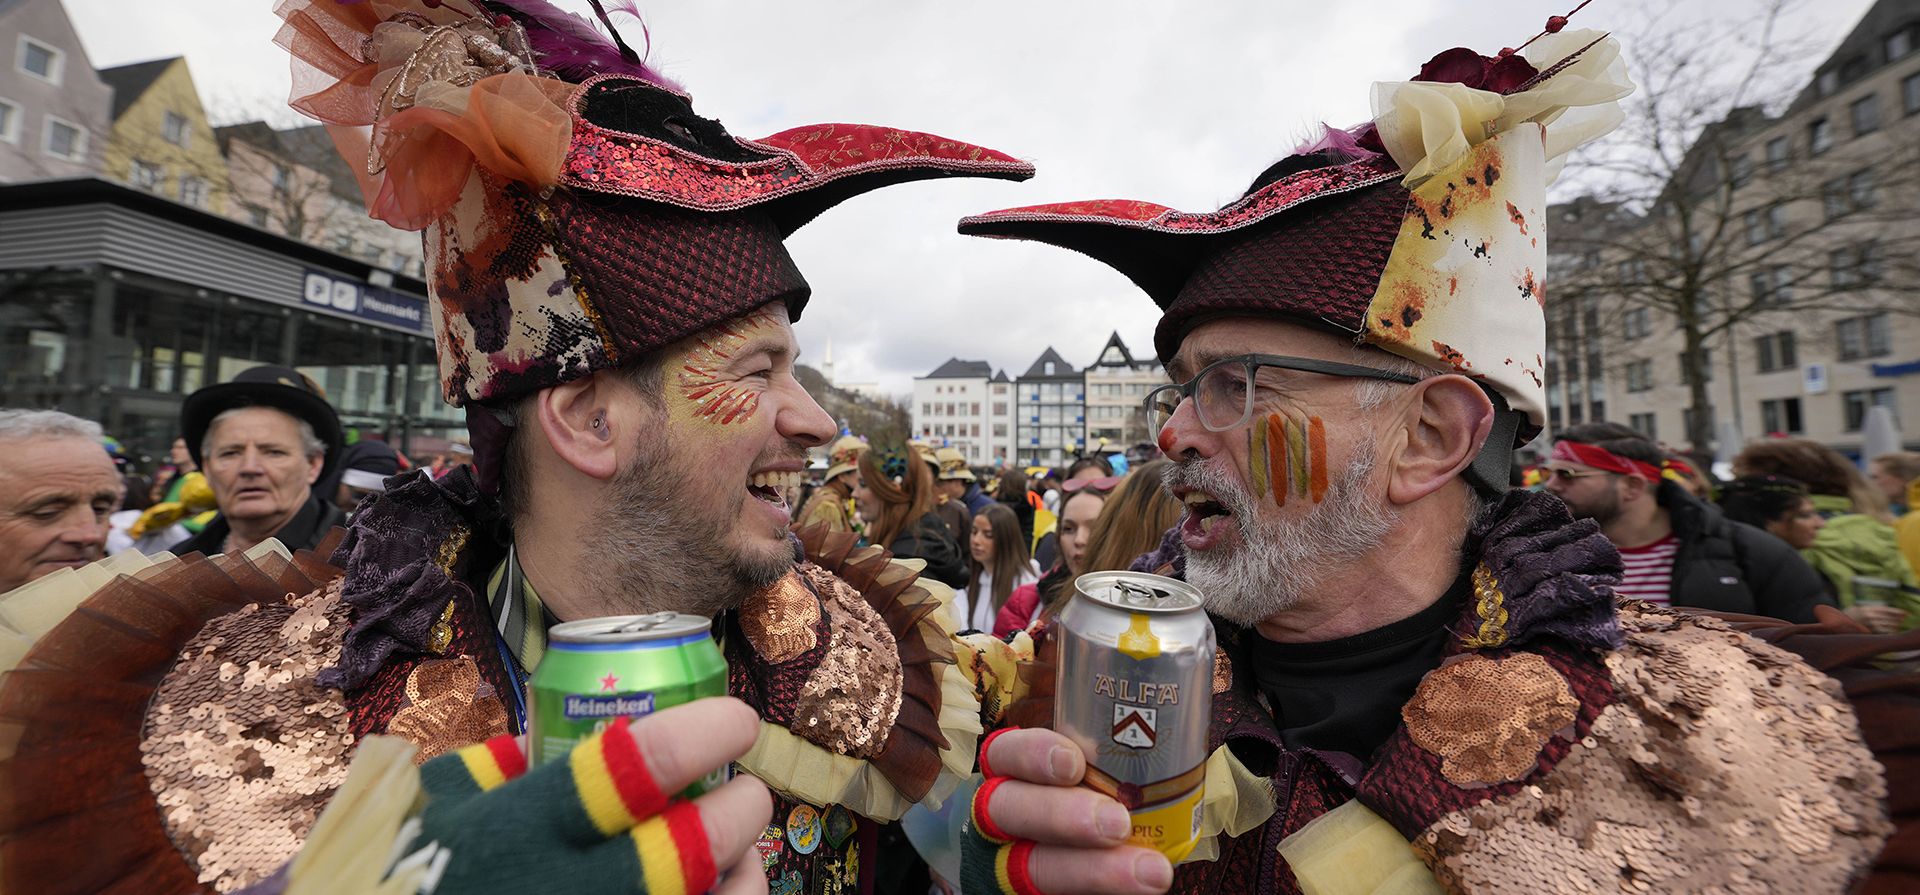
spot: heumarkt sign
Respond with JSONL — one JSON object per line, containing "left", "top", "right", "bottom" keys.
{"left": 302, "top": 269, "right": 431, "bottom": 335}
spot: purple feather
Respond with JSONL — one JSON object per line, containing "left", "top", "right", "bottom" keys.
{"left": 482, "top": 0, "right": 680, "bottom": 89}
{"left": 1291, "top": 122, "right": 1384, "bottom": 161}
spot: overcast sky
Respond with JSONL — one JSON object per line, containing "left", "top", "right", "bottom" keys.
{"left": 62, "top": 0, "right": 1874, "bottom": 396}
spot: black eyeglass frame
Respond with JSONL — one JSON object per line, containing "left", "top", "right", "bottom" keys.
{"left": 1143, "top": 353, "right": 1424, "bottom": 434}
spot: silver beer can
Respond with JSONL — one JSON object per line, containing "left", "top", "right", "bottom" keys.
{"left": 1053, "top": 571, "right": 1215, "bottom": 862}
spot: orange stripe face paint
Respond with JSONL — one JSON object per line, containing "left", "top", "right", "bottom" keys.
{"left": 1306, "top": 417, "right": 1329, "bottom": 503}
{"left": 674, "top": 306, "right": 782, "bottom": 428}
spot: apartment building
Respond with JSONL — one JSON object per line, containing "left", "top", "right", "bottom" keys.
{"left": 1082, "top": 331, "right": 1168, "bottom": 453}
{"left": 0, "top": 0, "right": 110, "bottom": 182}
{"left": 912, "top": 358, "right": 994, "bottom": 465}
{"left": 1014, "top": 346, "right": 1086, "bottom": 467}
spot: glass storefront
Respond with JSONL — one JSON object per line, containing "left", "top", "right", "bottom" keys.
{"left": 0, "top": 264, "right": 460, "bottom": 469}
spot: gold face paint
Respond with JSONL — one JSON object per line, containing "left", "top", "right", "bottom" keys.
{"left": 673, "top": 307, "right": 783, "bottom": 428}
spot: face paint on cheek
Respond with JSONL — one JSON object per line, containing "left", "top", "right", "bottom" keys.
{"left": 673, "top": 307, "right": 782, "bottom": 428}
{"left": 1253, "top": 412, "right": 1330, "bottom": 506}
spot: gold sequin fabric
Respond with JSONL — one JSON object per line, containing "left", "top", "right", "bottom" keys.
{"left": 140, "top": 580, "right": 354, "bottom": 893}
{"left": 791, "top": 563, "right": 903, "bottom": 759}
{"left": 1403, "top": 652, "right": 1579, "bottom": 787}
{"left": 741, "top": 570, "right": 824, "bottom": 663}
{"left": 384, "top": 655, "right": 511, "bottom": 764}
{"left": 1414, "top": 605, "right": 1891, "bottom": 893}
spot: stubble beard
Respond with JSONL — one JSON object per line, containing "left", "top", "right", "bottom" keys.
{"left": 1170, "top": 435, "right": 1399, "bottom": 628}
{"left": 576, "top": 436, "right": 794, "bottom": 620}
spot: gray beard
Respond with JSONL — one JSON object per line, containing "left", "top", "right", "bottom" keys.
{"left": 1167, "top": 436, "right": 1399, "bottom": 628}
{"left": 574, "top": 438, "right": 792, "bottom": 620}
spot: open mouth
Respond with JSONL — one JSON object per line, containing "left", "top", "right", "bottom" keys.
{"left": 747, "top": 470, "right": 799, "bottom": 509}
{"left": 1182, "top": 490, "right": 1233, "bottom": 535}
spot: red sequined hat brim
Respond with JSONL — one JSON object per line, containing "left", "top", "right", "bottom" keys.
{"left": 957, "top": 155, "right": 1403, "bottom": 308}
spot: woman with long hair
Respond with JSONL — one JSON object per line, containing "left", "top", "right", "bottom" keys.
{"left": 1734, "top": 439, "right": 1917, "bottom": 628}
{"left": 993, "top": 474, "right": 1118, "bottom": 636}
{"left": 1078, "top": 459, "right": 1182, "bottom": 576}
{"left": 960, "top": 503, "right": 1039, "bottom": 632}
{"left": 854, "top": 446, "right": 968, "bottom": 588}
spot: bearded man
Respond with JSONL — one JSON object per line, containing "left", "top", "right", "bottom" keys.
{"left": 0, "top": 2, "right": 1028, "bottom": 893}
{"left": 950, "top": 25, "right": 1890, "bottom": 895}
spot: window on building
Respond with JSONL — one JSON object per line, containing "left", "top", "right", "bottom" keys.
{"left": 1623, "top": 307, "right": 1652, "bottom": 340}
{"left": 1843, "top": 388, "right": 1898, "bottom": 431}
{"left": 242, "top": 203, "right": 268, "bottom": 227}
{"left": 0, "top": 98, "right": 17, "bottom": 144}
{"left": 991, "top": 401, "right": 1006, "bottom": 415}
{"left": 1890, "top": 28, "right": 1915, "bottom": 61}
{"left": 42, "top": 116, "right": 85, "bottom": 161}
{"left": 1809, "top": 117, "right": 1833, "bottom": 154}
{"left": 1761, "top": 398, "right": 1805, "bottom": 435}
{"left": 129, "top": 159, "right": 162, "bottom": 190}
{"left": 971, "top": 403, "right": 981, "bottom": 416}
{"left": 162, "top": 112, "right": 190, "bottom": 147}
{"left": 1836, "top": 313, "right": 1892, "bottom": 360}
{"left": 179, "top": 175, "right": 207, "bottom": 207}
{"left": 1755, "top": 331, "right": 1797, "bottom": 373}
{"left": 1850, "top": 94, "right": 1882, "bottom": 136}
{"left": 992, "top": 423, "right": 1007, "bottom": 437}
{"left": 1907, "top": 72, "right": 1920, "bottom": 115}
{"left": 1743, "top": 209, "right": 1767, "bottom": 245}
{"left": 1729, "top": 153, "right": 1753, "bottom": 187}
{"left": 1765, "top": 136, "right": 1790, "bottom": 170}
{"left": 1816, "top": 70, "right": 1841, "bottom": 97}
{"left": 1043, "top": 361, "right": 1056, "bottom": 375}
{"left": 17, "top": 36, "right": 62, "bottom": 84}
{"left": 1848, "top": 169, "right": 1878, "bottom": 210}
{"left": 272, "top": 164, "right": 291, "bottom": 192}
{"left": 1749, "top": 265, "right": 1792, "bottom": 306}
{"left": 1678, "top": 349, "right": 1713, "bottom": 386}
{"left": 1624, "top": 359, "right": 1653, "bottom": 392}
{"left": 921, "top": 403, "right": 931, "bottom": 416}
{"left": 972, "top": 424, "right": 981, "bottom": 438}
{"left": 1823, "top": 177, "right": 1850, "bottom": 219}
{"left": 1682, "top": 405, "right": 1715, "bottom": 439}
{"left": 1629, "top": 413, "right": 1657, "bottom": 438}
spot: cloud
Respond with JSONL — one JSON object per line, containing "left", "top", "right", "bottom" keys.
{"left": 63, "top": 0, "right": 1875, "bottom": 396}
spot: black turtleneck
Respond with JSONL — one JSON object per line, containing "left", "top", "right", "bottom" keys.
{"left": 1245, "top": 572, "right": 1469, "bottom": 761}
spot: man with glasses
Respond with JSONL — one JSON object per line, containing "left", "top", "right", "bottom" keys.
{"left": 951, "top": 28, "right": 1886, "bottom": 895}
{"left": 1549, "top": 422, "right": 1826, "bottom": 621}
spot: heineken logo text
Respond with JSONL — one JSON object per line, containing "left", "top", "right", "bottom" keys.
{"left": 1093, "top": 673, "right": 1179, "bottom": 705}
{"left": 564, "top": 693, "right": 657, "bottom": 720}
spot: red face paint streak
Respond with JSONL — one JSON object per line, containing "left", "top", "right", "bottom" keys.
{"left": 676, "top": 308, "right": 782, "bottom": 427}
{"left": 1265, "top": 414, "right": 1289, "bottom": 508}
{"left": 1306, "top": 417, "right": 1329, "bottom": 503}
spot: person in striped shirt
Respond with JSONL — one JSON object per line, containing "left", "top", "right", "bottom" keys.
{"left": 1546, "top": 423, "right": 1828, "bottom": 621}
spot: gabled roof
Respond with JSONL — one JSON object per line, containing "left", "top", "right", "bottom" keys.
{"left": 1088, "top": 331, "right": 1136, "bottom": 368}
{"left": 921, "top": 357, "right": 994, "bottom": 379}
{"left": 991, "top": 370, "right": 1010, "bottom": 383}
{"left": 1019, "top": 346, "right": 1081, "bottom": 380}
{"left": 214, "top": 121, "right": 287, "bottom": 157}
{"left": 100, "top": 57, "right": 178, "bottom": 121}
{"left": 278, "top": 124, "right": 367, "bottom": 203}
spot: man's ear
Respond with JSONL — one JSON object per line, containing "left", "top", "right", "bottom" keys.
{"left": 533, "top": 374, "right": 619, "bottom": 481}
{"left": 1384, "top": 375, "right": 1494, "bottom": 506}
{"left": 305, "top": 453, "right": 324, "bottom": 486}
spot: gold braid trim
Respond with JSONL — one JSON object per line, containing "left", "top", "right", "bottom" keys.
{"left": 1460, "top": 564, "right": 1510, "bottom": 649}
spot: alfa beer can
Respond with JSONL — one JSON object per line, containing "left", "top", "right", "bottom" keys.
{"left": 1054, "top": 571, "right": 1214, "bottom": 863}
{"left": 527, "top": 612, "right": 730, "bottom": 794}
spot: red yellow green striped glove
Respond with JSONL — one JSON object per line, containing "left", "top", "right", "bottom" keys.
{"left": 397, "top": 700, "right": 771, "bottom": 895}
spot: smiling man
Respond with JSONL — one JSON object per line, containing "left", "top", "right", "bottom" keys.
{"left": 956, "top": 28, "right": 1888, "bottom": 895}
{"left": 171, "top": 365, "right": 347, "bottom": 556}
{"left": 0, "top": 2, "right": 1030, "bottom": 893}
{"left": 0, "top": 409, "right": 120, "bottom": 593}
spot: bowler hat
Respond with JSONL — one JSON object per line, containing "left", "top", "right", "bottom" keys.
{"left": 180, "top": 365, "right": 345, "bottom": 482}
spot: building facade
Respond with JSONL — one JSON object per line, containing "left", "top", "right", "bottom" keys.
{"left": 98, "top": 57, "right": 229, "bottom": 215}
{"left": 912, "top": 357, "right": 993, "bottom": 465}
{"left": 0, "top": 178, "right": 462, "bottom": 465}
{"left": 1082, "top": 331, "right": 1167, "bottom": 454}
{"left": 1555, "top": 0, "right": 1920, "bottom": 456}
{"left": 1014, "top": 346, "right": 1085, "bottom": 468}
{"left": 0, "top": 0, "right": 111, "bottom": 183}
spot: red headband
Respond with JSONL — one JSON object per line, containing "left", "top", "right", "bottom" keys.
{"left": 1551, "top": 440, "right": 1662, "bottom": 482}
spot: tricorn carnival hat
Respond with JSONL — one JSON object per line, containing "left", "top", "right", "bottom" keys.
{"left": 275, "top": 0, "right": 1034, "bottom": 410}
{"left": 934, "top": 447, "right": 976, "bottom": 482}
{"left": 960, "top": 14, "right": 1631, "bottom": 487}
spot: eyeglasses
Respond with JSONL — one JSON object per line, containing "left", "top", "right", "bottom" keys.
{"left": 1543, "top": 466, "right": 1614, "bottom": 482}
{"left": 1143, "top": 354, "right": 1422, "bottom": 435}
{"left": 1062, "top": 475, "right": 1123, "bottom": 494}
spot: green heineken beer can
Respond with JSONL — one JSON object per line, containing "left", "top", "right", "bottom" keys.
{"left": 527, "top": 612, "right": 731, "bottom": 793}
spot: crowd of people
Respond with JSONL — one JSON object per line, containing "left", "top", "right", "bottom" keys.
{"left": 1, "top": 3, "right": 1914, "bottom": 894}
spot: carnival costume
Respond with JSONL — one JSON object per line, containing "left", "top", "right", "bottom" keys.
{"left": 0, "top": 1, "right": 1031, "bottom": 892}
{"left": 953, "top": 17, "right": 1900, "bottom": 895}
{"left": 794, "top": 436, "right": 869, "bottom": 536}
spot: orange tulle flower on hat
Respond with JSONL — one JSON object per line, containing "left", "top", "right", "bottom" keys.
{"left": 274, "top": 0, "right": 582, "bottom": 229}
